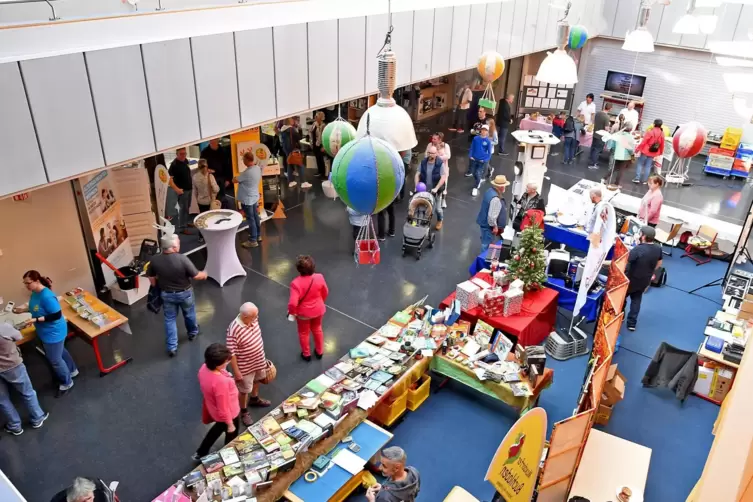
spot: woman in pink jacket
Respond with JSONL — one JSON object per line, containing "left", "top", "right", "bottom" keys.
{"left": 193, "top": 343, "right": 240, "bottom": 460}
{"left": 288, "top": 255, "right": 329, "bottom": 361}
{"left": 639, "top": 175, "right": 664, "bottom": 228}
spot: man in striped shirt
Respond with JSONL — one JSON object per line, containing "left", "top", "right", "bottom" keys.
{"left": 227, "top": 302, "right": 271, "bottom": 426}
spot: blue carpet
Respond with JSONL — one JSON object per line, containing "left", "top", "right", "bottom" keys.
{"left": 661, "top": 251, "right": 727, "bottom": 303}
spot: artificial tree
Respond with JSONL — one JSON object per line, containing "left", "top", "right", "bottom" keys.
{"left": 507, "top": 224, "right": 547, "bottom": 291}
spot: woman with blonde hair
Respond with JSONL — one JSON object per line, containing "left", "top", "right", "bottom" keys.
{"left": 485, "top": 118, "right": 499, "bottom": 179}
{"left": 310, "top": 111, "right": 328, "bottom": 178}
{"left": 192, "top": 159, "right": 219, "bottom": 213}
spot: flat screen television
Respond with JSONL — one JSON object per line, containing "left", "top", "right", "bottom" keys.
{"left": 604, "top": 70, "right": 647, "bottom": 97}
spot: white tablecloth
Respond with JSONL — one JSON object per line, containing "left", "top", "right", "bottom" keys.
{"left": 195, "top": 210, "right": 247, "bottom": 287}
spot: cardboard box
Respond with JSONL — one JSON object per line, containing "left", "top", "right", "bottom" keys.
{"left": 594, "top": 403, "right": 613, "bottom": 426}
{"left": 712, "top": 368, "right": 735, "bottom": 401}
{"left": 601, "top": 364, "right": 627, "bottom": 406}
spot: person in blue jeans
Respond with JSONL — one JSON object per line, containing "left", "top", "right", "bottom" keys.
{"left": 147, "top": 234, "right": 208, "bottom": 357}
{"left": 234, "top": 151, "right": 263, "bottom": 248}
{"left": 468, "top": 125, "right": 493, "bottom": 197}
{"left": 415, "top": 146, "right": 448, "bottom": 230}
{"left": 476, "top": 175, "right": 509, "bottom": 252}
{"left": 562, "top": 115, "right": 577, "bottom": 164}
{"left": 15, "top": 271, "right": 78, "bottom": 396}
{"left": 0, "top": 322, "right": 48, "bottom": 435}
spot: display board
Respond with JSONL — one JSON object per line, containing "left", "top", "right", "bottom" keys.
{"left": 230, "top": 127, "right": 265, "bottom": 220}
{"left": 520, "top": 75, "right": 574, "bottom": 114}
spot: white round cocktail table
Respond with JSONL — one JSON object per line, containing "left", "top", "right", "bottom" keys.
{"left": 194, "top": 210, "right": 247, "bottom": 287}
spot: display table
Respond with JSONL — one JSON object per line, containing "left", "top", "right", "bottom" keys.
{"left": 545, "top": 277, "right": 603, "bottom": 322}
{"left": 430, "top": 355, "right": 553, "bottom": 415}
{"left": 544, "top": 222, "right": 615, "bottom": 259}
{"left": 518, "top": 118, "right": 593, "bottom": 147}
{"left": 194, "top": 209, "right": 247, "bottom": 287}
{"left": 568, "top": 430, "right": 652, "bottom": 501}
{"left": 443, "top": 486, "right": 480, "bottom": 502}
{"left": 284, "top": 420, "right": 392, "bottom": 502}
{"left": 439, "top": 272, "right": 558, "bottom": 347}
{"left": 12, "top": 291, "right": 132, "bottom": 376}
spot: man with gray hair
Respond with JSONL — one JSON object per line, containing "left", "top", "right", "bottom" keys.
{"left": 227, "top": 302, "right": 271, "bottom": 426}
{"left": 366, "top": 446, "right": 421, "bottom": 502}
{"left": 513, "top": 182, "right": 544, "bottom": 231}
{"left": 65, "top": 477, "right": 95, "bottom": 502}
{"left": 496, "top": 93, "right": 515, "bottom": 156}
{"left": 147, "top": 234, "right": 207, "bottom": 357}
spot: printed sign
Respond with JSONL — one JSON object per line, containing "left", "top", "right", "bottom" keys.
{"left": 485, "top": 408, "right": 547, "bottom": 502}
{"left": 154, "top": 164, "right": 169, "bottom": 219}
{"left": 574, "top": 201, "right": 616, "bottom": 317}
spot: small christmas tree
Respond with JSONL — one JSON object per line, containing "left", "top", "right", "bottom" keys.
{"left": 507, "top": 224, "right": 547, "bottom": 291}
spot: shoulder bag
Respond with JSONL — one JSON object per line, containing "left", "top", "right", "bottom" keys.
{"left": 287, "top": 276, "right": 315, "bottom": 321}
{"left": 286, "top": 128, "right": 304, "bottom": 166}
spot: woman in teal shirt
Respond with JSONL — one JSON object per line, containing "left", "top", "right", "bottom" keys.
{"left": 14, "top": 271, "right": 78, "bottom": 393}
{"left": 607, "top": 124, "right": 637, "bottom": 187}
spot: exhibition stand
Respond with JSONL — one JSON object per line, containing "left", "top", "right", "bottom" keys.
{"left": 519, "top": 116, "right": 593, "bottom": 148}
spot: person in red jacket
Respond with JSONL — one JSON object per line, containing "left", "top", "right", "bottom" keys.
{"left": 288, "top": 255, "right": 329, "bottom": 361}
{"left": 634, "top": 119, "right": 665, "bottom": 184}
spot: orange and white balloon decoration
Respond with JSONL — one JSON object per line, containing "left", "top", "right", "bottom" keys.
{"left": 477, "top": 51, "right": 505, "bottom": 82}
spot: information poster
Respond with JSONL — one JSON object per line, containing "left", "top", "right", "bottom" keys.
{"left": 230, "top": 128, "right": 264, "bottom": 218}
{"left": 78, "top": 170, "right": 134, "bottom": 286}
{"left": 154, "top": 164, "right": 169, "bottom": 219}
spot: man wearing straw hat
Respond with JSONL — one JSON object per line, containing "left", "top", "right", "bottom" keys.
{"left": 476, "top": 175, "right": 510, "bottom": 252}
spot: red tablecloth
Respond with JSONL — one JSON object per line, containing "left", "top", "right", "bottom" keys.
{"left": 440, "top": 273, "right": 559, "bottom": 347}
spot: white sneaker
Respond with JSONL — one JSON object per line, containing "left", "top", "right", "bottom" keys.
{"left": 471, "top": 188, "right": 479, "bottom": 197}
{"left": 70, "top": 369, "right": 79, "bottom": 378}
{"left": 442, "top": 199, "right": 447, "bottom": 209}
{"left": 288, "top": 181, "right": 297, "bottom": 188}
{"left": 301, "top": 182, "right": 312, "bottom": 189}
{"left": 59, "top": 381, "right": 74, "bottom": 392}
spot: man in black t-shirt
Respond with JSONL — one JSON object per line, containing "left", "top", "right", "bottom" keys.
{"left": 169, "top": 148, "right": 193, "bottom": 233}
{"left": 468, "top": 107, "right": 488, "bottom": 143}
{"left": 625, "top": 226, "right": 663, "bottom": 331}
{"left": 200, "top": 139, "right": 232, "bottom": 208}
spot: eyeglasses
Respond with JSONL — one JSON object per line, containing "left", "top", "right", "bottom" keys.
{"left": 22, "top": 281, "right": 33, "bottom": 286}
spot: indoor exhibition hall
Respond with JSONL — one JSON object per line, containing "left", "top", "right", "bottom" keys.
{"left": 1, "top": 1, "right": 752, "bottom": 501}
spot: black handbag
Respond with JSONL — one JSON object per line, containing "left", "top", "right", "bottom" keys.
{"left": 147, "top": 285, "right": 163, "bottom": 314}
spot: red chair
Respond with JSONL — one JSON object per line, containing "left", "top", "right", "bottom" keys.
{"left": 681, "top": 225, "right": 717, "bottom": 266}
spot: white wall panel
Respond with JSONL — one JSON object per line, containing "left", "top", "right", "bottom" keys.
{"left": 546, "top": 1, "right": 559, "bottom": 48}
{"left": 644, "top": 3, "right": 663, "bottom": 42}
{"left": 308, "top": 20, "right": 339, "bottom": 106}
{"left": 466, "top": 3, "right": 486, "bottom": 67}
{"left": 483, "top": 2, "right": 501, "bottom": 51}
{"left": 85, "top": 46, "right": 155, "bottom": 166}
{"left": 235, "top": 28, "right": 277, "bottom": 127}
{"left": 191, "top": 33, "right": 241, "bottom": 138}
{"left": 656, "top": 0, "right": 684, "bottom": 46}
{"left": 734, "top": 6, "right": 753, "bottom": 42}
{"left": 533, "top": 0, "right": 550, "bottom": 52}
{"left": 273, "top": 24, "right": 309, "bottom": 117}
{"left": 707, "top": 4, "right": 743, "bottom": 48}
{"left": 391, "top": 11, "right": 414, "bottom": 86}
{"left": 0, "top": 63, "right": 46, "bottom": 195}
{"left": 510, "top": 0, "right": 527, "bottom": 57}
{"left": 450, "top": 5, "right": 471, "bottom": 72}
{"left": 498, "top": 1, "right": 514, "bottom": 57}
{"left": 522, "top": 0, "right": 537, "bottom": 55}
{"left": 601, "top": 0, "right": 619, "bottom": 37}
{"left": 431, "top": 7, "right": 453, "bottom": 77}
{"left": 366, "top": 14, "right": 389, "bottom": 94}
{"left": 412, "top": 9, "right": 434, "bottom": 81}
{"left": 612, "top": 0, "right": 641, "bottom": 41}
{"left": 338, "top": 16, "right": 366, "bottom": 100}
{"left": 21, "top": 53, "right": 104, "bottom": 181}
{"left": 141, "top": 39, "right": 200, "bottom": 151}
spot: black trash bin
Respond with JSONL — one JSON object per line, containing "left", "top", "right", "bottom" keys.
{"left": 116, "top": 266, "right": 139, "bottom": 291}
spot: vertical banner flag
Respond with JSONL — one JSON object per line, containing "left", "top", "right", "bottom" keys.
{"left": 154, "top": 164, "right": 169, "bottom": 219}
{"left": 574, "top": 200, "right": 616, "bottom": 317}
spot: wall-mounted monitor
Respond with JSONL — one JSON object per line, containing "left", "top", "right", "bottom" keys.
{"left": 604, "top": 71, "right": 647, "bottom": 97}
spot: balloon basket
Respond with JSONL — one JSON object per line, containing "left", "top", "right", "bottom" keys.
{"left": 480, "top": 83, "right": 496, "bottom": 114}
{"left": 356, "top": 239, "right": 381, "bottom": 265}
{"left": 479, "top": 98, "right": 496, "bottom": 110}
{"left": 322, "top": 180, "right": 338, "bottom": 199}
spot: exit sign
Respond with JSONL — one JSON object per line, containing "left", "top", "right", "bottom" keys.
{"left": 12, "top": 193, "right": 29, "bottom": 201}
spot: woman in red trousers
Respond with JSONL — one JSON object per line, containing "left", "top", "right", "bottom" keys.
{"left": 288, "top": 255, "right": 329, "bottom": 361}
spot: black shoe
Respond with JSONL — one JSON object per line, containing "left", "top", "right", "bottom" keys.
{"left": 388, "top": 231, "right": 396, "bottom": 237}
{"left": 168, "top": 350, "right": 177, "bottom": 358}
{"left": 315, "top": 352, "right": 323, "bottom": 360}
{"left": 500, "top": 152, "right": 509, "bottom": 156}
{"left": 378, "top": 236, "right": 386, "bottom": 242}
{"left": 301, "top": 353, "right": 311, "bottom": 362}
{"left": 188, "top": 333, "right": 198, "bottom": 341}
{"left": 627, "top": 325, "right": 636, "bottom": 332}
{"left": 4, "top": 425, "right": 23, "bottom": 436}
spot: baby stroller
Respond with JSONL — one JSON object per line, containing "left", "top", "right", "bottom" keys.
{"left": 402, "top": 192, "right": 436, "bottom": 260}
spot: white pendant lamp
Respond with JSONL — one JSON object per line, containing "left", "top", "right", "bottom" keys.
{"left": 673, "top": 13, "right": 699, "bottom": 34}
{"left": 697, "top": 15, "right": 718, "bottom": 35}
{"left": 535, "top": 18, "right": 578, "bottom": 85}
{"left": 623, "top": 3, "right": 654, "bottom": 52}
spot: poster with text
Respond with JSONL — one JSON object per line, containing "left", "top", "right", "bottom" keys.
{"left": 154, "top": 164, "right": 169, "bottom": 219}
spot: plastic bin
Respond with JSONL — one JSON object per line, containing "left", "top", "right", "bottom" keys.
{"left": 407, "top": 374, "right": 431, "bottom": 411}
{"left": 370, "top": 390, "right": 407, "bottom": 427}
{"left": 116, "top": 266, "right": 140, "bottom": 291}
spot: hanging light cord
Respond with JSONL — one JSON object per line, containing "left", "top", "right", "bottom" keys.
{"left": 558, "top": 1, "right": 572, "bottom": 23}
{"left": 377, "top": 0, "right": 393, "bottom": 55}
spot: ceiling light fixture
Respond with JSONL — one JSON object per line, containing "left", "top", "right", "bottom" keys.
{"left": 674, "top": 1, "right": 700, "bottom": 34}
{"left": 623, "top": 3, "right": 655, "bottom": 52}
{"left": 535, "top": 2, "right": 579, "bottom": 85}
{"left": 709, "top": 41, "right": 753, "bottom": 58}
{"left": 715, "top": 56, "right": 753, "bottom": 68}
{"left": 697, "top": 15, "right": 718, "bottom": 35}
{"left": 723, "top": 73, "right": 753, "bottom": 94}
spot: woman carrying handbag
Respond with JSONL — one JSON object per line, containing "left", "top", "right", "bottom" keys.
{"left": 279, "top": 117, "right": 303, "bottom": 188}
{"left": 287, "top": 255, "right": 329, "bottom": 361}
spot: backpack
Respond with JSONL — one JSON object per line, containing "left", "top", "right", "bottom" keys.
{"left": 651, "top": 267, "right": 667, "bottom": 287}
{"left": 563, "top": 116, "right": 575, "bottom": 133}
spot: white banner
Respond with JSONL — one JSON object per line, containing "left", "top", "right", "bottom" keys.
{"left": 154, "top": 164, "right": 169, "bottom": 219}
{"left": 573, "top": 200, "right": 616, "bottom": 317}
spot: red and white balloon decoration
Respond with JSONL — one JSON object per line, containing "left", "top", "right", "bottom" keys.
{"left": 672, "top": 121, "right": 708, "bottom": 158}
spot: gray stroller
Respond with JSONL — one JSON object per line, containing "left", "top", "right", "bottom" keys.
{"left": 401, "top": 192, "right": 436, "bottom": 260}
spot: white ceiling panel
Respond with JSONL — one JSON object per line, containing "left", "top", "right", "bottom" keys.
{"left": 613, "top": 0, "right": 641, "bottom": 42}
{"left": 483, "top": 2, "right": 501, "bottom": 52}
{"left": 338, "top": 16, "right": 366, "bottom": 100}
{"left": 235, "top": 28, "right": 277, "bottom": 127}
{"left": 0, "top": 62, "right": 46, "bottom": 195}
{"left": 734, "top": 5, "right": 753, "bottom": 42}
{"left": 498, "top": 1, "right": 515, "bottom": 58}
{"left": 391, "top": 11, "right": 414, "bottom": 87}
{"left": 706, "top": 4, "right": 743, "bottom": 48}
{"left": 534, "top": 0, "right": 550, "bottom": 52}
{"left": 431, "top": 7, "right": 453, "bottom": 77}
{"left": 656, "top": 0, "right": 685, "bottom": 46}
{"left": 141, "top": 39, "right": 201, "bottom": 152}
{"left": 601, "top": 0, "right": 619, "bottom": 37}
{"left": 85, "top": 46, "right": 155, "bottom": 166}
{"left": 412, "top": 9, "right": 434, "bottom": 82}
{"left": 546, "top": 0, "right": 560, "bottom": 48}
{"left": 466, "top": 3, "right": 486, "bottom": 67}
{"left": 21, "top": 53, "right": 104, "bottom": 181}
{"left": 450, "top": 5, "right": 471, "bottom": 72}
{"left": 274, "top": 23, "right": 310, "bottom": 117}
{"left": 522, "top": 0, "right": 537, "bottom": 55}
{"left": 510, "top": 0, "right": 527, "bottom": 57}
{"left": 366, "top": 14, "right": 389, "bottom": 94}
{"left": 308, "top": 20, "right": 339, "bottom": 106}
{"left": 191, "top": 33, "right": 241, "bottom": 138}
{"left": 644, "top": 3, "right": 663, "bottom": 41}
